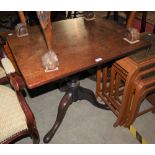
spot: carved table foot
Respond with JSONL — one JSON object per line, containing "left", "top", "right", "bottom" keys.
{"left": 78, "top": 86, "right": 110, "bottom": 110}
{"left": 43, "top": 93, "right": 73, "bottom": 143}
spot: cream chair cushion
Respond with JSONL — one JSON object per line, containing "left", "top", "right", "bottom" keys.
{"left": 0, "top": 85, "right": 28, "bottom": 143}
{"left": 0, "top": 66, "right": 6, "bottom": 78}
{"left": 1, "top": 58, "right": 15, "bottom": 75}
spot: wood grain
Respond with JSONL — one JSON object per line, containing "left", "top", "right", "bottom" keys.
{"left": 6, "top": 18, "right": 150, "bottom": 89}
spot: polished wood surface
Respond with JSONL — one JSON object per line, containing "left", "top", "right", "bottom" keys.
{"left": 7, "top": 17, "right": 150, "bottom": 89}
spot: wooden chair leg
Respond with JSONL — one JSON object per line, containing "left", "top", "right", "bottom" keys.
{"left": 114, "top": 11, "right": 118, "bottom": 21}
{"left": 67, "top": 11, "right": 72, "bottom": 18}
{"left": 31, "top": 127, "right": 40, "bottom": 144}
{"left": 114, "top": 74, "right": 121, "bottom": 102}
{"left": 106, "top": 11, "right": 111, "bottom": 19}
{"left": 17, "top": 92, "right": 40, "bottom": 144}
{"left": 153, "top": 24, "right": 155, "bottom": 34}
{"left": 140, "top": 11, "right": 147, "bottom": 33}
{"left": 73, "top": 11, "right": 77, "bottom": 18}
{"left": 102, "top": 67, "right": 108, "bottom": 95}
{"left": 109, "top": 66, "right": 117, "bottom": 97}
{"left": 96, "top": 68, "right": 102, "bottom": 97}
{"left": 106, "top": 11, "right": 118, "bottom": 22}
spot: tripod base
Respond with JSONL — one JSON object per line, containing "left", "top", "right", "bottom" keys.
{"left": 43, "top": 79, "right": 109, "bottom": 143}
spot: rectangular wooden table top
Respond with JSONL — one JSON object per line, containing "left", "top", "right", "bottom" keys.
{"left": 6, "top": 17, "right": 150, "bottom": 89}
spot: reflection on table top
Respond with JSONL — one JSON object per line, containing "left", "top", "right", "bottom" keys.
{"left": 7, "top": 17, "right": 150, "bottom": 89}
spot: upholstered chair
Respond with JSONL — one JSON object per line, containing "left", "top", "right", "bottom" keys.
{"left": 0, "top": 36, "right": 40, "bottom": 144}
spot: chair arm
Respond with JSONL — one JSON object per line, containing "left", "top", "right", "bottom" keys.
{"left": 9, "top": 73, "right": 25, "bottom": 91}
{"left": 0, "top": 37, "right": 25, "bottom": 91}
{"left": 1, "top": 58, "right": 25, "bottom": 91}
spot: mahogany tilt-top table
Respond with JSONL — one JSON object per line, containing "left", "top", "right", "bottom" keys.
{"left": 6, "top": 17, "right": 150, "bottom": 143}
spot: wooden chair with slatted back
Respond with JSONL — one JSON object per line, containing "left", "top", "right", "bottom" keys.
{"left": 96, "top": 12, "right": 155, "bottom": 127}
{"left": 122, "top": 62, "right": 155, "bottom": 127}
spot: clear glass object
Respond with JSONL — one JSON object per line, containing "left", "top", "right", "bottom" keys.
{"left": 126, "top": 28, "right": 140, "bottom": 42}
{"left": 42, "top": 50, "right": 59, "bottom": 72}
